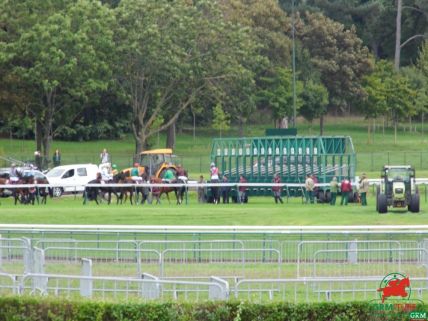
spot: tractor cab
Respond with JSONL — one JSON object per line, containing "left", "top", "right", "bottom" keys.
{"left": 138, "top": 149, "right": 176, "bottom": 177}
{"left": 377, "top": 165, "right": 419, "bottom": 213}
{"left": 122, "top": 149, "right": 177, "bottom": 179}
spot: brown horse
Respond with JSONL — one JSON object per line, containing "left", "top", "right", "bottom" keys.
{"left": 150, "top": 177, "right": 185, "bottom": 205}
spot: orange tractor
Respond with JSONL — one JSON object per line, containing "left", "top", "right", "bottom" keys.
{"left": 122, "top": 149, "right": 177, "bottom": 179}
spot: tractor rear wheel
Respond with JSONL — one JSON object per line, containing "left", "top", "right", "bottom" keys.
{"left": 409, "top": 194, "right": 420, "bottom": 213}
{"left": 377, "top": 194, "right": 388, "bottom": 214}
{"left": 325, "top": 191, "right": 332, "bottom": 203}
{"left": 317, "top": 190, "right": 325, "bottom": 203}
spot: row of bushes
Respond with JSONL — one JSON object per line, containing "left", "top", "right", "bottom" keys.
{"left": 0, "top": 297, "right": 418, "bottom": 321}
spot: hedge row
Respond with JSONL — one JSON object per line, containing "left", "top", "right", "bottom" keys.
{"left": 0, "top": 297, "right": 417, "bottom": 321}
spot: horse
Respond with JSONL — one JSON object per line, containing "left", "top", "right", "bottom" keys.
{"left": 83, "top": 178, "right": 102, "bottom": 205}
{"left": 34, "top": 177, "right": 51, "bottom": 205}
{"left": 150, "top": 177, "right": 185, "bottom": 205}
{"left": 114, "top": 172, "right": 135, "bottom": 205}
{"left": 13, "top": 174, "right": 36, "bottom": 205}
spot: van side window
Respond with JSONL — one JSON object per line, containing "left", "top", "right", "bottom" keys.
{"left": 77, "top": 168, "right": 87, "bottom": 176}
{"left": 62, "top": 169, "right": 74, "bottom": 179}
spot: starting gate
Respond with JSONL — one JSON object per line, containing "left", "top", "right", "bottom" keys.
{"left": 211, "top": 136, "right": 356, "bottom": 196}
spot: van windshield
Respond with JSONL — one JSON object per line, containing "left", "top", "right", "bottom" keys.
{"left": 47, "top": 168, "right": 65, "bottom": 177}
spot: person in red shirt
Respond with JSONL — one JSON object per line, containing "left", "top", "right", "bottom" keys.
{"left": 272, "top": 173, "right": 283, "bottom": 204}
{"left": 340, "top": 177, "right": 352, "bottom": 205}
{"left": 238, "top": 175, "right": 247, "bottom": 204}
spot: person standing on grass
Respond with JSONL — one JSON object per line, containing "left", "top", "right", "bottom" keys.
{"left": 340, "top": 177, "right": 352, "bottom": 206}
{"left": 272, "top": 173, "right": 283, "bottom": 204}
{"left": 100, "top": 148, "right": 110, "bottom": 164}
{"left": 238, "top": 175, "right": 247, "bottom": 203}
{"left": 359, "top": 173, "right": 369, "bottom": 206}
{"left": 305, "top": 174, "right": 315, "bottom": 204}
{"left": 210, "top": 162, "right": 220, "bottom": 204}
{"left": 52, "top": 149, "right": 61, "bottom": 167}
{"left": 329, "top": 177, "right": 339, "bottom": 205}
{"left": 221, "top": 175, "right": 230, "bottom": 203}
{"left": 197, "top": 175, "right": 206, "bottom": 203}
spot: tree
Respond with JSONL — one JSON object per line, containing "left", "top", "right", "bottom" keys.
{"left": 256, "top": 67, "right": 302, "bottom": 128}
{"left": 361, "top": 60, "right": 389, "bottom": 143}
{"left": 296, "top": 12, "right": 372, "bottom": 134}
{"left": 212, "top": 103, "right": 230, "bottom": 138}
{"left": 115, "top": 0, "right": 258, "bottom": 153}
{"left": 299, "top": 80, "right": 329, "bottom": 133}
{"left": 0, "top": 0, "right": 115, "bottom": 161}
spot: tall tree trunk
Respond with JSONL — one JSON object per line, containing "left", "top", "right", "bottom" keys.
{"left": 394, "top": 0, "right": 402, "bottom": 71}
{"left": 166, "top": 122, "right": 176, "bottom": 149}
{"left": 35, "top": 119, "right": 42, "bottom": 152}
{"left": 372, "top": 118, "right": 376, "bottom": 143}
{"left": 372, "top": 40, "right": 380, "bottom": 59}
{"left": 238, "top": 118, "right": 244, "bottom": 137}
{"left": 394, "top": 117, "right": 398, "bottom": 145}
{"left": 319, "top": 114, "right": 324, "bottom": 136}
{"left": 192, "top": 110, "right": 196, "bottom": 142}
{"left": 367, "top": 120, "right": 371, "bottom": 144}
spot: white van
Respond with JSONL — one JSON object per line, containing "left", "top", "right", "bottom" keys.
{"left": 46, "top": 164, "right": 99, "bottom": 197}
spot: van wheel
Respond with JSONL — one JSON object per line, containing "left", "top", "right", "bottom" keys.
{"left": 52, "top": 187, "right": 63, "bottom": 198}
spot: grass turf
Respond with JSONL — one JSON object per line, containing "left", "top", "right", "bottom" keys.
{"left": 0, "top": 194, "right": 426, "bottom": 226}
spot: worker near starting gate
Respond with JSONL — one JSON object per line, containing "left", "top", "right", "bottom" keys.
{"left": 238, "top": 175, "right": 247, "bottom": 204}
{"left": 340, "top": 177, "right": 352, "bottom": 206}
{"left": 210, "top": 162, "right": 220, "bottom": 204}
{"left": 330, "top": 177, "right": 338, "bottom": 205}
{"left": 272, "top": 173, "right": 283, "bottom": 204}
{"left": 359, "top": 173, "right": 369, "bottom": 206}
{"left": 305, "top": 174, "right": 315, "bottom": 204}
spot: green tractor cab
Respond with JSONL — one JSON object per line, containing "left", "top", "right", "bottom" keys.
{"left": 376, "top": 165, "right": 419, "bottom": 213}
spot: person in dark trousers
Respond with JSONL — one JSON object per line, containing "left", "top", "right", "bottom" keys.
{"left": 340, "top": 177, "right": 352, "bottom": 205}
{"left": 305, "top": 174, "right": 315, "bottom": 204}
{"left": 359, "top": 173, "right": 369, "bottom": 206}
{"left": 34, "top": 151, "right": 42, "bottom": 170}
{"left": 52, "top": 149, "right": 61, "bottom": 167}
{"left": 238, "top": 175, "right": 247, "bottom": 204}
{"left": 272, "top": 173, "right": 283, "bottom": 204}
{"left": 221, "top": 175, "right": 230, "bottom": 203}
{"left": 330, "top": 177, "right": 338, "bottom": 205}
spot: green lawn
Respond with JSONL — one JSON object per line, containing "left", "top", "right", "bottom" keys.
{"left": 0, "top": 194, "right": 426, "bottom": 226}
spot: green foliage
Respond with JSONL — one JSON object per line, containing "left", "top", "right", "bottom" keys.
{"left": 256, "top": 67, "right": 303, "bottom": 125}
{"left": 0, "top": 297, "right": 417, "bottom": 321}
{"left": 296, "top": 12, "right": 373, "bottom": 111}
{"left": 212, "top": 103, "right": 230, "bottom": 137}
{"left": 115, "top": 0, "right": 259, "bottom": 151}
{"left": 299, "top": 80, "right": 329, "bottom": 124}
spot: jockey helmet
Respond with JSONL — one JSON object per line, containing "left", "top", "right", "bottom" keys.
{"left": 210, "top": 162, "right": 215, "bottom": 167}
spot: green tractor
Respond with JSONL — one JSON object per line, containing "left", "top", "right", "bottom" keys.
{"left": 376, "top": 165, "right": 419, "bottom": 213}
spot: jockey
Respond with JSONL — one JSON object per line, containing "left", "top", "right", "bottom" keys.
{"left": 111, "top": 164, "right": 119, "bottom": 176}
{"left": 163, "top": 165, "right": 175, "bottom": 183}
{"left": 210, "top": 162, "right": 219, "bottom": 181}
{"left": 9, "top": 163, "right": 20, "bottom": 182}
{"left": 176, "top": 164, "right": 188, "bottom": 182}
{"left": 131, "top": 162, "right": 142, "bottom": 182}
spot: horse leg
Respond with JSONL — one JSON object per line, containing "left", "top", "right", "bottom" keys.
{"left": 130, "top": 190, "right": 133, "bottom": 205}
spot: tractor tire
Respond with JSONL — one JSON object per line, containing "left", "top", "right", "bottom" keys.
{"left": 377, "top": 194, "right": 388, "bottom": 214}
{"left": 409, "top": 194, "right": 420, "bottom": 213}
{"left": 376, "top": 186, "right": 380, "bottom": 196}
{"left": 325, "top": 191, "right": 332, "bottom": 204}
{"left": 317, "top": 190, "right": 325, "bottom": 203}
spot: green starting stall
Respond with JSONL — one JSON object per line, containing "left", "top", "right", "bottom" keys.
{"left": 211, "top": 136, "right": 356, "bottom": 197}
